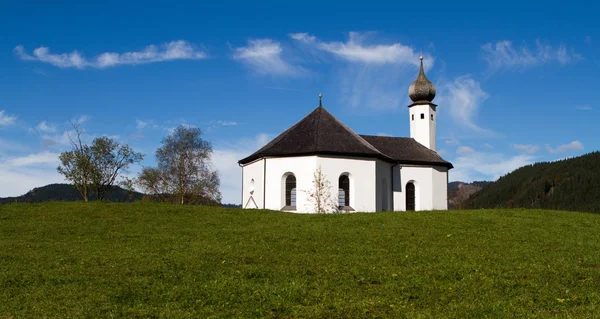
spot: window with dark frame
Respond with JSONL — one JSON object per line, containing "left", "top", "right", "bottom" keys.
{"left": 411, "top": 114, "right": 414, "bottom": 121}
{"left": 338, "top": 175, "right": 350, "bottom": 208}
{"left": 406, "top": 182, "right": 416, "bottom": 211}
{"left": 285, "top": 175, "right": 296, "bottom": 208}
{"left": 420, "top": 113, "right": 425, "bottom": 119}
{"left": 431, "top": 114, "right": 434, "bottom": 121}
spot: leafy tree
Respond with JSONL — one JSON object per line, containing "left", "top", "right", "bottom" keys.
{"left": 305, "top": 166, "right": 338, "bottom": 214}
{"left": 57, "top": 125, "right": 93, "bottom": 202}
{"left": 57, "top": 124, "right": 143, "bottom": 202}
{"left": 89, "top": 137, "right": 144, "bottom": 200}
{"left": 137, "top": 125, "right": 221, "bottom": 205}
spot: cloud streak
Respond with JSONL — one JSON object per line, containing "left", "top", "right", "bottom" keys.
{"left": 0, "top": 110, "right": 17, "bottom": 126}
{"left": 450, "top": 150, "right": 536, "bottom": 183}
{"left": 513, "top": 144, "right": 540, "bottom": 154}
{"left": 482, "top": 40, "right": 582, "bottom": 71}
{"left": 290, "top": 32, "right": 432, "bottom": 109}
{"left": 439, "top": 75, "right": 493, "bottom": 134}
{"left": 290, "top": 32, "right": 430, "bottom": 67}
{"left": 546, "top": 141, "right": 584, "bottom": 154}
{"left": 233, "top": 39, "right": 304, "bottom": 76}
{"left": 14, "top": 40, "right": 207, "bottom": 69}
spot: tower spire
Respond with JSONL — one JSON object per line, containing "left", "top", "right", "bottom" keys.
{"left": 318, "top": 93, "right": 323, "bottom": 107}
{"left": 408, "top": 56, "right": 436, "bottom": 104}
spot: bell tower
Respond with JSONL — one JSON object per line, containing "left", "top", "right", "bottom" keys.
{"left": 408, "top": 56, "right": 437, "bottom": 151}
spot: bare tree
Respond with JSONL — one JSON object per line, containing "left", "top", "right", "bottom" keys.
{"left": 57, "top": 124, "right": 94, "bottom": 202}
{"left": 89, "top": 137, "right": 144, "bottom": 200}
{"left": 305, "top": 166, "right": 338, "bottom": 213}
{"left": 137, "top": 125, "right": 221, "bottom": 205}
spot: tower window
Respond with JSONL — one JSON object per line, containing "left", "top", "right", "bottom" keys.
{"left": 420, "top": 113, "right": 424, "bottom": 119}
{"left": 431, "top": 114, "right": 434, "bottom": 121}
{"left": 411, "top": 114, "right": 414, "bottom": 121}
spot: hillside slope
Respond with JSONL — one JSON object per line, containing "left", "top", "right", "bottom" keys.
{"left": 448, "top": 181, "right": 491, "bottom": 209}
{"left": 0, "top": 183, "right": 143, "bottom": 204}
{"left": 1, "top": 203, "right": 599, "bottom": 317}
{"left": 464, "top": 152, "right": 600, "bottom": 213}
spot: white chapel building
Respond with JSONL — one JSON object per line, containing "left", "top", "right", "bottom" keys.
{"left": 239, "top": 57, "right": 453, "bottom": 213}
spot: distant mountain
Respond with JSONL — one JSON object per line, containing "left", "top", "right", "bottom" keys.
{"left": 463, "top": 152, "right": 600, "bottom": 213}
{"left": 0, "top": 183, "right": 239, "bottom": 207}
{"left": 0, "top": 183, "right": 143, "bottom": 204}
{"left": 448, "top": 181, "right": 491, "bottom": 209}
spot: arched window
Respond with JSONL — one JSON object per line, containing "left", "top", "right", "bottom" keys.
{"left": 406, "top": 182, "right": 416, "bottom": 211}
{"left": 285, "top": 175, "right": 296, "bottom": 208}
{"left": 338, "top": 175, "right": 350, "bottom": 208}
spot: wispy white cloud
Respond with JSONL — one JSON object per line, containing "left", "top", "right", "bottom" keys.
{"left": 5, "top": 151, "right": 60, "bottom": 167}
{"left": 218, "top": 120, "right": 238, "bottom": 126}
{"left": 575, "top": 105, "right": 592, "bottom": 111}
{"left": 0, "top": 151, "right": 63, "bottom": 197}
{"left": 136, "top": 120, "right": 148, "bottom": 129}
{"left": 513, "top": 143, "right": 540, "bottom": 154}
{"left": 290, "top": 32, "right": 429, "bottom": 67}
{"left": 481, "top": 40, "right": 582, "bottom": 71}
{"left": 456, "top": 146, "right": 475, "bottom": 155}
{"left": 14, "top": 40, "right": 207, "bottom": 69}
{"left": 73, "top": 115, "right": 89, "bottom": 125}
{"left": 545, "top": 140, "right": 584, "bottom": 154}
{"left": 233, "top": 39, "right": 304, "bottom": 76}
{"left": 439, "top": 75, "right": 493, "bottom": 135}
{"left": 0, "top": 110, "right": 17, "bottom": 126}
{"left": 35, "top": 121, "right": 56, "bottom": 133}
{"left": 290, "top": 32, "right": 431, "bottom": 110}
{"left": 482, "top": 143, "right": 493, "bottom": 149}
{"left": 445, "top": 138, "right": 460, "bottom": 146}
{"left": 450, "top": 150, "right": 536, "bottom": 183}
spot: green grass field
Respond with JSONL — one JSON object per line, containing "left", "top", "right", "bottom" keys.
{"left": 1, "top": 203, "right": 600, "bottom": 318}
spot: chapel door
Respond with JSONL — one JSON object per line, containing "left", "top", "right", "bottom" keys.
{"left": 406, "top": 182, "right": 415, "bottom": 211}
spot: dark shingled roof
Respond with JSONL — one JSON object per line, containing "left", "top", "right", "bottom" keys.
{"left": 238, "top": 106, "right": 388, "bottom": 164}
{"left": 238, "top": 106, "right": 453, "bottom": 169}
{"left": 360, "top": 135, "right": 453, "bottom": 168}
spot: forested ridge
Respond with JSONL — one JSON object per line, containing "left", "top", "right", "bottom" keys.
{"left": 0, "top": 184, "right": 143, "bottom": 204}
{"left": 464, "top": 151, "right": 600, "bottom": 213}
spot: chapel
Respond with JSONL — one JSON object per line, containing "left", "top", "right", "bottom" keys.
{"left": 238, "top": 57, "right": 453, "bottom": 212}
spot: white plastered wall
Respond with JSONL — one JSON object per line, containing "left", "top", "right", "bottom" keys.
{"left": 432, "top": 166, "right": 448, "bottom": 210}
{"left": 263, "top": 156, "right": 317, "bottom": 212}
{"left": 242, "top": 156, "right": 448, "bottom": 213}
{"left": 393, "top": 165, "right": 448, "bottom": 211}
{"left": 241, "top": 159, "right": 265, "bottom": 209}
{"left": 409, "top": 104, "right": 436, "bottom": 151}
{"left": 317, "top": 156, "right": 377, "bottom": 213}
{"left": 242, "top": 155, "right": 378, "bottom": 213}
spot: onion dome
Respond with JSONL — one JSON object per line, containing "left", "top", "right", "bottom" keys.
{"left": 408, "top": 56, "right": 436, "bottom": 103}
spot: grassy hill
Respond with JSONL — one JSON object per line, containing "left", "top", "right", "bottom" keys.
{"left": 464, "top": 152, "right": 600, "bottom": 213}
{"left": 1, "top": 203, "right": 600, "bottom": 317}
{"left": 0, "top": 183, "right": 143, "bottom": 204}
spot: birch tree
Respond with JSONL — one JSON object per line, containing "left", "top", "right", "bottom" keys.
{"left": 137, "top": 125, "right": 221, "bottom": 205}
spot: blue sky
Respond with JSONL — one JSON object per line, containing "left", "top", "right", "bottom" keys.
{"left": 0, "top": 1, "right": 598, "bottom": 204}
